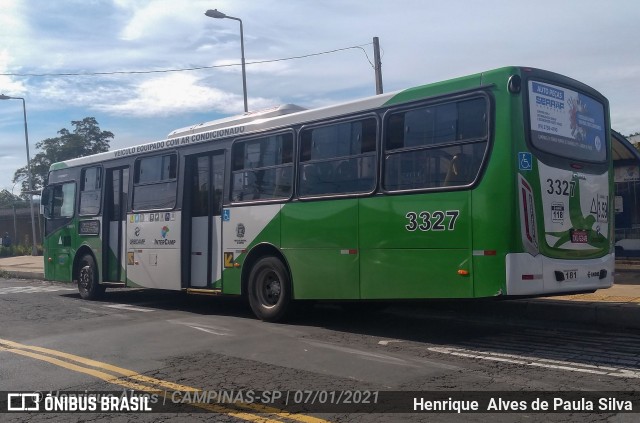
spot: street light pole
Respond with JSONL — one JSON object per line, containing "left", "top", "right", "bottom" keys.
{"left": 0, "top": 94, "right": 39, "bottom": 256}
{"left": 205, "top": 9, "right": 249, "bottom": 113}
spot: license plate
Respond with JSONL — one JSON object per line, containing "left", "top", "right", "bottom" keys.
{"left": 571, "top": 230, "right": 588, "bottom": 243}
{"left": 563, "top": 269, "right": 578, "bottom": 281}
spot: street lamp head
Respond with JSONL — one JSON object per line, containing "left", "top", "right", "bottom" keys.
{"left": 205, "top": 9, "right": 227, "bottom": 19}
{"left": 203, "top": 8, "right": 248, "bottom": 112}
{"left": 0, "top": 94, "right": 13, "bottom": 100}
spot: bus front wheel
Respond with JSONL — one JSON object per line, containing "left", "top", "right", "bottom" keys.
{"left": 77, "top": 255, "right": 105, "bottom": 300}
{"left": 247, "top": 256, "right": 291, "bottom": 322}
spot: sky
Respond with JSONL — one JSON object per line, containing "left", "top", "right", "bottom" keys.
{"left": 1, "top": 0, "right": 639, "bottom": 193}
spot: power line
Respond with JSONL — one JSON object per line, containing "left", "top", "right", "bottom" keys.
{"left": 1, "top": 43, "right": 373, "bottom": 77}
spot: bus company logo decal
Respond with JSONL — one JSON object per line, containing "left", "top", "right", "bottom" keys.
{"left": 154, "top": 226, "right": 176, "bottom": 245}
{"left": 130, "top": 227, "right": 146, "bottom": 245}
{"left": 234, "top": 223, "right": 247, "bottom": 245}
{"left": 236, "top": 223, "right": 245, "bottom": 239}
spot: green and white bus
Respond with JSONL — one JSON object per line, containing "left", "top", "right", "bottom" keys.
{"left": 41, "top": 66, "right": 613, "bottom": 321}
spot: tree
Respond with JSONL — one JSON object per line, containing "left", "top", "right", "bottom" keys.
{"left": 0, "top": 189, "right": 28, "bottom": 208}
{"left": 12, "top": 117, "right": 113, "bottom": 194}
{"left": 627, "top": 132, "right": 640, "bottom": 153}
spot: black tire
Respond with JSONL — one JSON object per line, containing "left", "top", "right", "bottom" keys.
{"left": 77, "top": 255, "right": 105, "bottom": 300}
{"left": 247, "top": 256, "right": 291, "bottom": 322}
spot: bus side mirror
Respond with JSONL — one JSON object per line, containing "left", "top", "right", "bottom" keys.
{"left": 41, "top": 187, "right": 52, "bottom": 219}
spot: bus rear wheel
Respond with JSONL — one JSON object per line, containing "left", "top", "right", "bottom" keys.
{"left": 247, "top": 256, "right": 291, "bottom": 322}
{"left": 77, "top": 255, "right": 105, "bottom": 300}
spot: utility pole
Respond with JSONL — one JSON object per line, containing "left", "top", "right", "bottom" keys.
{"left": 373, "top": 37, "right": 383, "bottom": 95}
{"left": 0, "top": 95, "right": 38, "bottom": 255}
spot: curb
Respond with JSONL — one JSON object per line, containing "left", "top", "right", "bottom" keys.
{"left": 615, "top": 262, "right": 640, "bottom": 272}
{"left": 521, "top": 300, "right": 628, "bottom": 328}
{"left": 387, "top": 298, "right": 640, "bottom": 332}
{"left": 0, "top": 270, "right": 45, "bottom": 280}
{"left": 476, "top": 298, "right": 640, "bottom": 331}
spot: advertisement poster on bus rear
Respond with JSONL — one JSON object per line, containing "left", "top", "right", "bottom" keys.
{"left": 528, "top": 81, "right": 606, "bottom": 162}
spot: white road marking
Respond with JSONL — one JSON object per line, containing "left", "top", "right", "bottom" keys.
{"left": 304, "top": 339, "right": 460, "bottom": 370}
{"left": 168, "top": 320, "right": 232, "bottom": 336}
{"left": 0, "top": 286, "right": 75, "bottom": 295}
{"left": 103, "top": 304, "right": 155, "bottom": 312}
{"left": 78, "top": 307, "right": 102, "bottom": 314}
{"left": 429, "top": 346, "right": 640, "bottom": 379}
{"left": 186, "top": 325, "right": 230, "bottom": 336}
{"left": 378, "top": 339, "right": 404, "bottom": 346}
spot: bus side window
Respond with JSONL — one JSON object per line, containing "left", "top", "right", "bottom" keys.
{"left": 46, "top": 182, "right": 76, "bottom": 219}
{"left": 444, "top": 153, "right": 472, "bottom": 186}
{"left": 384, "top": 96, "right": 488, "bottom": 191}
{"left": 132, "top": 154, "right": 177, "bottom": 211}
{"left": 41, "top": 186, "right": 52, "bottom": 218}
{"left": 79, "top": 166, "right": 102, "bottom": 215}
{"left": 231, "top": 133, "right": 293, "bottom": 202}
{"left": 298, "top": 117, "right": 377, "bottom": 197}
{"left": 457, "top": 97, "right": 487, "bottom": 140}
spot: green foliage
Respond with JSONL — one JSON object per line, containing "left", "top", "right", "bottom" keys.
{"left": 12, "top": 117, "right": 113, "bottom": 194}
{"left": 0, "top": 244, "right": 42, "bottom": 257}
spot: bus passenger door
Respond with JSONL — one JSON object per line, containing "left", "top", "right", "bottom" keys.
{"left": 184, "top": 152, "right": 225, "bottom": 288}
{"left": 104, "top": 167, "right": 129, "bottom": 283}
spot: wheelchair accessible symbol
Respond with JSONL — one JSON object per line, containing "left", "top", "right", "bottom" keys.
{"left": 518, "top": 152, "right": 532, "bottom": 171}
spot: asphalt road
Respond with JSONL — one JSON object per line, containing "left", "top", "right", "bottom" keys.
{"left": 0, "top": 277, "right": 639, "bottom": 423}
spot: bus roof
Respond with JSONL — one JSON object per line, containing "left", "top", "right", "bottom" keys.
{"left": 167, "top": 104, "right": 307, "bottom": 138}
{"left": 51, "top": 66, "right": 578, "bottom": 172}
{"left": 51, "top": 87, "right": 402, "bottom": 170}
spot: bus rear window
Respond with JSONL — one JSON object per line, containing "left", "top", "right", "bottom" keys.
{"left": 528, "top": 80, "right": 606, "bottom": 162}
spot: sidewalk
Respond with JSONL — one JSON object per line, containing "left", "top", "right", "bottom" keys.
{"left": 0, "top": 255, "right": 45, "bottom": 280}
{"left": 1, "top": 255, "right": 639, "bottom": 330}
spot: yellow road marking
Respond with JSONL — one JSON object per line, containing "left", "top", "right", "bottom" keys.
{"left": 236, "top": 403, "right": 333, "bottom": 423}
{"left": 0, "top": 338, "right": 197, "bottom": 391}
{"left": 0, "top": 345, "right": 151, "bottom": 392}
{"left": 0, "top": 338, "right": 331, "bottom": 423}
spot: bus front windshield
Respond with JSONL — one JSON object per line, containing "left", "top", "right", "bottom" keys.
{"left": 528, "top": 80, "right": 607, "bottom": 163}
